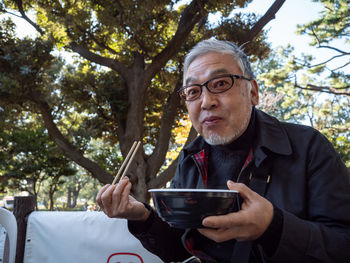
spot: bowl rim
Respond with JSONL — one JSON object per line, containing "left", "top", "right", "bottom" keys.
{"left": 148, "top": 188, "right": 238, "bottom": 193}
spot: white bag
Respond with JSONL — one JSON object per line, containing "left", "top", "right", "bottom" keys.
{"left": 23, "top": 211, "right": 163, "bottom": 263}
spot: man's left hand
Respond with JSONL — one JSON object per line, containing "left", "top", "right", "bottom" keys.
{"left": 198, "top": 180, "right": 273, "bottom": 243}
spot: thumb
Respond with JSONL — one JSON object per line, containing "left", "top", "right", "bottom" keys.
{"left": 227, "top": 180, "right": 254, "bottom": 201}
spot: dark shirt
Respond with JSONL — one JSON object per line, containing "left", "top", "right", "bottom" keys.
{"left": 198, "top": 108, "right": 256, "bottom": 262}
{"left": 197, "top": 108, "right": 282, "bottom": 262}
{"left": 129, "top": 108, "right": 350, "bottom": 263}
{"left": 208, "top": 113, "right": 255, "bottom": 188}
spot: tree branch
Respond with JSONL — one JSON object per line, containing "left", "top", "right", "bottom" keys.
{"left": 69, "top": 43, "right": 129, "bottom": 76}
{"left": 13, "top": 0, "right": 44, "bottom": 35}
{"left": 31, "top": 95, "right": 114, "bottom": 184}
{"left": 11, "top": 0, "right": 128, "bottom": 78}
{"left": 1, "top": 9, "right": 22, "bottom": 18}
{"left": 73, "top": 21, "right": 119, "bottom": 55}
{"left": 295, "top": 83, "right": 350, "bottom": 97}
{"left": 114, "top": 0, "right": 152, "bottom": 55}
{"left": 332, "top": 60, "right": 350, "bottom": 71}
{"left": 148, "top": 126, "right": 197, "bottom": 188}
{"left": 147, "top": 80, "right": 182, "bottom": 178}
{"left": 311, "top": 27, "right": 349, "bottom": 54}
{"left": 308, "top": 30, "right": 350, "bottom": 69}
{"left": 145, "top": 0, "right": 204, "bottom": 81}
{"left": 241, "top": 0, "right": 286, "bottom": 44}
{"left": 317, "top": 44, "right": 349, "bottom": 55}
{"left": 149, "top": 155, "right": 179, "bottom": 188}
{"left": 309, "top": 53, "right": 349, "bottom": 68}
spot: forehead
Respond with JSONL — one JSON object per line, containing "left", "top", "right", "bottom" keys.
{"left": 185, "top": 52, "right": 242, "bottom": 84}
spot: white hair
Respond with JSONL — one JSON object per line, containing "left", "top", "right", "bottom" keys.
{"left": 183, "top": 38, "right": 255, "bottom": 83}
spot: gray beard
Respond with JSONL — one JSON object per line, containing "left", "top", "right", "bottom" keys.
{"left": 203, "top": 110, "right": 251, "bottom": 146}
{"left": 204, "top": 132, "right": 236, "bottom": 145}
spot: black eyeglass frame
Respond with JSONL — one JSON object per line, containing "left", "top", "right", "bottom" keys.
{"left": 178, "top": 74, "right": 253, "bottom": 101}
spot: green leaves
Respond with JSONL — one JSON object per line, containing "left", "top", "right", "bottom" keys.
{"left": 0, "top": 21, "right": 58, "bottom": 101}
{"left": 1, "top": 0, "right": 286, "bottom": 202}
{"left": 0, "top": 126, "right": 77, "bottom": 193}
{"left": 298, "top": 0, "right": 349, "bottom": 44}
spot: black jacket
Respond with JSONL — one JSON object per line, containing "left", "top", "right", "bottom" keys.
{"left": 129, "top": 109, "right": 350, "bottom": 263}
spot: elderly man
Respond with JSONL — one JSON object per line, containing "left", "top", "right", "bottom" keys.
{"left": 97, "top": 38, "right": 350, "bottom": 263}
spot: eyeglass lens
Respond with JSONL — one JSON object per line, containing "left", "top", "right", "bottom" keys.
{"left": 181, "top": 75, "right": 234, "bottom": 101}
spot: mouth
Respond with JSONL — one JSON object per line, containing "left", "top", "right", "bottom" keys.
{"left": 201, "top": 116, "right": 222, "bottom": 125}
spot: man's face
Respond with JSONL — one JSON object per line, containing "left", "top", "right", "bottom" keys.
{"left": 184, "top": 52, "right": 259, "bottom": 145}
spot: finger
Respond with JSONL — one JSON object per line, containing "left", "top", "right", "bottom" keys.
{"left": 227, "top": 180, "right": 255, "bottom": 202}
{"left": 112, "top": 176, "right": 129, "bottom": 202}
{"left": 101, "top": 184, "right": 117, "bottom": 214}
{"left": 202, "top": 210, "right": 248, "bottom": 229}
{"left": 112, "top": 177, "right": 131, "bottom": 210}
{"left": 96, "top": 184, "right": 110, "bottom": 204}
{"left": 96, "top": 184, "right": 110, "bottom": 210}
{"left": 198, "top": 227, "right": 239, "bottom": 243}
{"left": 120, "top": 182, "right": 132, "bottom": 212}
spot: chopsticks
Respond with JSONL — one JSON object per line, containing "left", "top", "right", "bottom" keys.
{"left": 112, "top": 141, "right": 141, "bottom": 185}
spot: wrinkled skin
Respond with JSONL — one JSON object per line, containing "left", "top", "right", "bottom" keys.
{"left": 96, "top": 177, "right": 150, "bottom": 221}
{"left": 198, "top": 180, "right": 273, "bottom": 242}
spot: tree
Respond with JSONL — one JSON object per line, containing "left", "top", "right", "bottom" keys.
{"left": 254, "top": 0, "right": 350, "bottom": 168}
{"left": 1, "top": 0, "right": 286, "bottom": 201}
{"left": 0, "top": 124, "right": 77, "bottom": 209}
{"left": 295, "top": 0, "right": 349, "bottom": 97}
{"left": 65, "top": 172, "right": 90, "bottom": 209}
{"left": 286, "top": 0, "right": 349, "bottom": 168}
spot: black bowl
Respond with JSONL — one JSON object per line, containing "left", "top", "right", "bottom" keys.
{"left": 148, "top": 188, "right": 240, "bottom": 229}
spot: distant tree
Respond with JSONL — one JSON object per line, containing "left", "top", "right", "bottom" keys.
{"left": 65, "top": 173, "right": 89, "bottom": 209}
{"left": 285, "top": 0, "right": 349, "bottom": 167}
{"left": 256, "top": 41, "right": 350, "bottom": 166}
{"left": 295, "top": 0, "right": 349, "bottom": 97}
{"left": 0, "top": 125, "right": 77, "bottom": 209}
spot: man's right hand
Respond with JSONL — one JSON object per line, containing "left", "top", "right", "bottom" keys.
{"left": 96, "top": 177, "right": 150, "bottom": 221}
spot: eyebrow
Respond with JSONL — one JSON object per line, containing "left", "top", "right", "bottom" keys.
{"left": 185, "top": 68, "right": 230, "bottom": 85}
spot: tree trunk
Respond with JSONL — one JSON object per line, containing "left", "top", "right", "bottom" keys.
{"left": 49, "top": 189, "right": 54, "bottom": 211}
{"left": 71, "top": 188, "right": 80, "bottom": 208}
{"left": 67, "top": 185, "right": 81, "bottom": 208}
{"left": 13, "top": 196, "right": 36, "bottom": 263}
{"left": 67, "top": 187, "right": 72, "bottom": 208}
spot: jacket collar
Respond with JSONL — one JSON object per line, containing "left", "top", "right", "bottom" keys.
{"left": 253, "top": 109, "right": 292, "bottom": 166}
{"left": 183, "top": 108, "right": 293, "bottom": 166}
{"left": 254, "top": 109, "right": 292, "bottom": 155}
{"left": 183, "top": 135, "right": 208, "bottom": 156}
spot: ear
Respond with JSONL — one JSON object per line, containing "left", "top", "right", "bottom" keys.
{"left": 249, "top": 80, "right": 259, "bottom": 106}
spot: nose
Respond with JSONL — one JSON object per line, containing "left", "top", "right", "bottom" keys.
{"left": 200, "top": 87, "right": 218, "bottom": 110}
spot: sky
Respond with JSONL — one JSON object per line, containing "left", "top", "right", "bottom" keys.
{"left": 243, "top": 0, "right": 324, "bottom": 50}
{"left": 5, "top": 0, "right": 348, "bottom": 73}
{"left": 235, "top": 0, "right": 348, "bottom": 71}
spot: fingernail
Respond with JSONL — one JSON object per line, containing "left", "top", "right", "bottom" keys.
{"left": 202, "top": 218, "right": 213, "bottom": 228}
{"left": 227, "top": 180, "right": 234, "bottom": 186}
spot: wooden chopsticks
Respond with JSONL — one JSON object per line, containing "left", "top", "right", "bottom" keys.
{"left": 112, "top": 141, "right": 141, "bottom": 185}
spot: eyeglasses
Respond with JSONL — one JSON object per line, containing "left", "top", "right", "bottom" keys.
{"left": 178, "top": 74, "right": 252, "bottom": 101}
